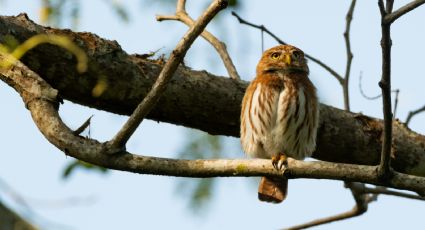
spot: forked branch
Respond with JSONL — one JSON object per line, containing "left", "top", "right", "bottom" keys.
{"left": 384, "top": 0, "right": 425, "bottom": 24}
{"left": 377, "top": 0, "right": 425, "bottom": 194}
{"left": 3, "top": 51, "right": 425, "bottom": 230}
{"left": 107, "top": 0, "right": 228, "bottom": 151}
{"left": 2, "top": 55, "right": 425, "bottom": 194}
{"left": 377, "top": 0, "right": 395, "bottom": 180}
{"left": 156, "top": 0, "right": 240, "bottom": 80}
{"left": 405, "top": 104, "right": 425, "bottom": 126}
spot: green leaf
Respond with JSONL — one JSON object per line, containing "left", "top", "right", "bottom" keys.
{"left": 62, "top": 160, "right": 108, "bottom": 179}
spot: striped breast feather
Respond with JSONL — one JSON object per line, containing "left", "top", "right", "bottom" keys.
{"left": 241, "top": 82, "right": 278, "bottom": 158}
{"left": 278, "top": 86, "right": 318, "bottom": 159}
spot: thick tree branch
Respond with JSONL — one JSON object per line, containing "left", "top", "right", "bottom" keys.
{"left": 156, "top": 0, "right": 240, "bottom": 80}
{"left": 2, "top": 52, "right": 425, "bottom": 199}
{"left": 1, "top": 14, "right": 425, "bottom": 177}
{"left": 107, "top": 0, "right": 228, "bottom": 151}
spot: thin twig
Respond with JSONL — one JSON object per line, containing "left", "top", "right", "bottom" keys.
{"left": 339, "top": 4, "right": 372, "bottom": 230}
{"left": 342, "top": 0, "right": 356, "bottom": 111}
{"left": 363, "top": 186, "right": 425, "bottom": 201}
{"left": 283, "top": 208, "right": 362, "bottom": 230}
{"left": 284, "top": 182, "right": 371, "bottom": 230}
{"left": 72, "top": 115, "right": 93, "bottom": 135}
{"left": 107, "top": 0, "right": 228, "bottom": 151}
{"left": 231, "top": 11, "right": 344, "bottom": 85}
{"left": 358, "top": 72, "right": 400, "bottom": 118}
{"left": 157, "top": 0, "right": 240, "bottom": 80}
{"left": 377, "top": 0, "right": 394, "bottom": 180}
{"left": 384, "top": 0, "right": 425, "bottom": 24}
{"left": 405, "top": 104, "right": 425, "bottom": 126}
{"left": 359, "top": 72, "right": 382, "bottom": 100}
{"left": 393, "top": 89, "right": 399, "bottom": 119}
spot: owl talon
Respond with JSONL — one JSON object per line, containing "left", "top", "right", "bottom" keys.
{"left": 272, "top": 153, "right": 287, "bottom": 172}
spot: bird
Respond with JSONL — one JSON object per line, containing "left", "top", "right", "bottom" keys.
{"left": 240, "top": 44, "right": 319, "bottom": 203}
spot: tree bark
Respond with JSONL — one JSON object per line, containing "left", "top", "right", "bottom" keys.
{"left": 1, "top": 14, "right": 425, "bottom": 177}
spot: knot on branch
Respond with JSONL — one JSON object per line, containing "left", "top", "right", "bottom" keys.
{"left": 218, "top": 0, "right": 229, "bottom": 9}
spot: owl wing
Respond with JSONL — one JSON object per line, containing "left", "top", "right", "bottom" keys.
{"left": 241, "top": 81, "right": 279, "bottom": 158}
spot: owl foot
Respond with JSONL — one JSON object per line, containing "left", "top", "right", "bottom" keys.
{"left": 272, "top": 153, "right": 288, "bottom": 172}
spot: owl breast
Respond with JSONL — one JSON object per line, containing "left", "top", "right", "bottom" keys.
{"left": 241, "top": 80, "right": 319, "bottom": 160}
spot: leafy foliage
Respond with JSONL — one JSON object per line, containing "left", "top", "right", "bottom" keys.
{"left": 62, "top": 160, "right": 108, "bottom": 179}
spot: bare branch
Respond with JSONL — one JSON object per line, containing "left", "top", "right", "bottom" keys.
{"left": 359, "top": 72, "right": 382, "bottom": 100}
{"left": 72, "top": 115, "right": 93, "bottom": 135}
{"left": 405, "top": 104, "right": 425, "bottom": 126}
{"left": 284, "top": 182, "right": 370, "bottom": 230}
{"left": 304, "top": 54, "right": 343, "bottom": 84}
{"left": 3, "top": 14, "right": 425, "bottom": 177}
{"left": 177, "top": 0, "right": 186, "bottom": 12}
{"left": 386, "top": 0, "right": 395, "bottom": 13}
{"left": 377, "top": 0, "right": 423, "bottom": 181}
{"left": 342, "top": 0, "right": 356, "bottom": 111}
{"left": 231, "top": 11, "right": 344, "bottom": 85}
{"left": 384, "top": 0, "right": 425, "bottom": 24}
{"left": 283, "top": 206, "right": 363, "bottom": 230}
{"left": 377, "top": 0, "right": 394, "bottom": 180}
{"left": 326, "top": 3, "right": 368, "bottom": 229}
{"left": 2, "top": 56, "right": 425, "bottom": 196}
{"left": 156, "top": 0, "right": 240, "bottom": 80}
{"left": 378, "top": 0, "right": 386, "bottom": 16}
{"left": 393, "top": 89, "right": 399, "bottom": 118}
{"left": 107, "top": 0, "right": 228, "bottom": 151}
{"left": 337, "top": 3, "right": 372, "bottom": 229}
{"left": 359, "top": 72, "right": 400, "bottom": 118}
{"left": 363, "top": 186, "right": 425, "bottom": 201}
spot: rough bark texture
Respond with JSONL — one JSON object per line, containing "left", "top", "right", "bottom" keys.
{"left": 1, "top": 14, "right": 425, "bottom": 177}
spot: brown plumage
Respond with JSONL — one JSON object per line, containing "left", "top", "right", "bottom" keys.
{"left": 240, "top": 45, "right": 319, "bottom": 203}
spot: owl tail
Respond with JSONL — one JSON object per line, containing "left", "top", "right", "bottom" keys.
{"left": 258, "top": 176, "right": 288, "bottom": 203}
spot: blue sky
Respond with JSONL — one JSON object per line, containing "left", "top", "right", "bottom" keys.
{"left": 1, "top": 0, "right": 425, "bottom": 229}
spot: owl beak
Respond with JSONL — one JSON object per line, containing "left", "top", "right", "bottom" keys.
{"left": 283, "top": 54, "right": 292, "bottom": 65}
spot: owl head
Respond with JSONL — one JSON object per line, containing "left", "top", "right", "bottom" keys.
{"left": 256, "top": 45, "right": 309, "bottom": 76}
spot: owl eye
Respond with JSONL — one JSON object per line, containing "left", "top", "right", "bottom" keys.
{"left": 292, "top": 50, "right": 302, "bottom": 59}
{"left": 270, "top": 52, "right": 280, "bottom": 59}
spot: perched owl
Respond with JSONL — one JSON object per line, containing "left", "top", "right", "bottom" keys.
{"left": 240, "top": 45, "right": 319, "bottom": 203}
